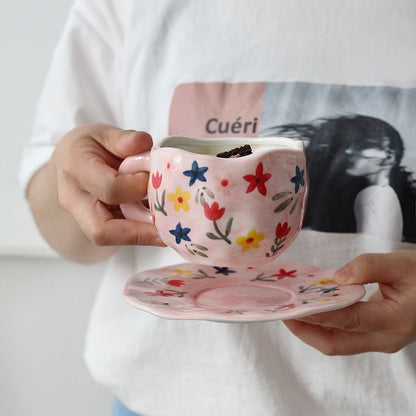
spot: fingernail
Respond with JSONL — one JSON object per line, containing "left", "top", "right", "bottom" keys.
{"left": 126, "top": 130, "right": 139, "bottom": 143}
{"left": 334, "top": 264, "right": 351, "bottom": 283}
{"left": 151, "top": 236, "right": 167, "bottom": 247}
{"left": 118, "top": 130, "right": 139, "bottom": 155}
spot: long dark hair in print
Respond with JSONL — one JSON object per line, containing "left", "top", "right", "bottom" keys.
{"left": 266, "top": 114, "right": 416, "bottom": 242}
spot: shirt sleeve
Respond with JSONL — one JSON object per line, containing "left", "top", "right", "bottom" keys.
{"left": 19, "top": 0, "right": 127, "bottom": 194}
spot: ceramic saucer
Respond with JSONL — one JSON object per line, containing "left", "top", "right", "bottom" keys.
{"left": 123, "top": 261, "right": 365, "bottom": 323}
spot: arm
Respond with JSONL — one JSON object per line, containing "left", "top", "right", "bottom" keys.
{"left": 27, "top": 123, "right": 164, "bottom": 264}
{"left": 284, "top": 250, "right": 416, "bottom": 355}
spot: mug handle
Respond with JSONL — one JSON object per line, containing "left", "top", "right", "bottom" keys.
{"left": 118, "top": 151, "right": 153, "bottom": 223}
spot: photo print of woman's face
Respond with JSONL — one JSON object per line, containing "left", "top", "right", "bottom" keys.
{"left": 345, "top": 141, "right": 396, "bottom": 177}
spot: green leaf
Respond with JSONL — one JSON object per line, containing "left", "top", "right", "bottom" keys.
{"left": 204, "top": 187, "right": 215, "bottom": 199}
{"left": 274, "top": 198, "right": 293, "bottom": 213}
{"left": 290, "top": 196, "right": 298, "bottom": 215}
{"left": 194, "top": 250, "right": 209, "bottom": 258}
{"left": 272, "top": 191, "right": 292, "bottom": 201}
{"left": 192, "top": 244, "right": 208, "bottom": 251}
{"left": 225, "top": 217, "right": 233, "bottom": 236}
{"left": 206, "top": 232, "right": 221, "bottom": 240}
{"left": 185, "top": 245, "right": 195, "bottom": 255}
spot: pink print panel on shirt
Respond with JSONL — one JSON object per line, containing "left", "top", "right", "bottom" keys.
{"left": 169, "top": 82, "right": 264, "bottom": 138}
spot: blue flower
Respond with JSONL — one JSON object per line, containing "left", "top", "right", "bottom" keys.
{"left": 319, "top": 286, "right": 339, "bottom": 294}
{"left": 290, "top": 166, "right": 305, "bottom": 193}
{"left": 213, "top": 267, "right": 236, "bottom": 276}
{"left": 183, "top": 161, "right": 208, "bottom": 186}
{"left": 169, "top": 222, "right": 191, "bottom": 244}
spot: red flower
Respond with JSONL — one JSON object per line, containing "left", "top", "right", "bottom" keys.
{"left": 272, "top": 268, "right": 297, "bottom": 279}
{"left": 145, "top": 290, "right": 175, "bottom": 297}
{"left": 151, "top": 171, "right": 162, "bottom": 189}
{"left": 275, "top": 222, "right": 291, "bottom": 239}
{"left": 243, "top": 163, "right": 271, "bottom": 196}
{"left": 204, "top": 202, "right": 225, "bottom": 221}
{"left": 167, "top": 279, "right": 185, "bottom": 287}
{"left": 274, "top": 303, "right": 295, "bottom": 310}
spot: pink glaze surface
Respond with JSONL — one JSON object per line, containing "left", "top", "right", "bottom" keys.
{"left": 119, "top": 136, "right": 308, "bottom": 267}
{"left": 123, "top": 261, "right": 365, "bottom": 322}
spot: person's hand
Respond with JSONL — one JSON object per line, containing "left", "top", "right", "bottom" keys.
{"left": 283, "top": 250, "right": 416, "bottom": 355}
{"left": 50, "top": 122, "right": 164, "bottom": 247}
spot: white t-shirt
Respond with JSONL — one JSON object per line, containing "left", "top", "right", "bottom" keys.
{"left": 354, "top": 185, "right": 403, "bottom": 240}
{"left": 21, "top": 1, "right": 416, "bottom": 415}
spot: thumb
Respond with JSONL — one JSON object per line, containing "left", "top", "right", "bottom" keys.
{"left": 79, "top": 123, "right": 153, "bottom": 158}
{"left": 116, "top": 129, "right": 153, "bottom": 158}
{"left": 334, "top": 251, "right": 416, "bottom": 286}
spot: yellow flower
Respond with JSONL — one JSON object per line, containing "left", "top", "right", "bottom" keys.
{"left": 311, "top": 279, "right": 335, "bottom": 286}
{"left": 236, "top": 229, "right": 265, "bottom": 252}
{"left": 167, "top": 186, "right": 191, "bottom": 212}
{"left": 314, "top": 298, "right": 340, "bottom": 303}
{"left": 172, "top": 269, "right": 192, "bottom": 276}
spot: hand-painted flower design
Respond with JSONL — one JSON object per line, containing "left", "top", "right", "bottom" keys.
{"left": 195, "top": 186, "right": 215, "bottom": 207}
{"left": 204, "top": 202, "right": 225, "bottom": 221}
{"left": 167, "top": 279, "right": 185, "bottom": 287}
{"left": 275, "top": 222, "right": 291, "bottom": 239}
{"left": 266, "top": 222, "right": 291, "bottom": 258}
{"left": 172, "top": 269, "right": 192, "bottom": 276}
{"left": 272, "top": 268, "right": 297, "bottom": 279}
{"left": 273, "top": 303, "right": 296, "bottom": 311}
{"left": 151, "top": 173, "right": 167, "bottom": 216}
{"left": 290, "top": 166, "right": 305, "bottom": 193}
{"left": 204, "top": 202, "right": 233, "bottom": 244}
{"left": 169, "top": 222, "right": 191, "bottom": 244}
{"left": 183, "top": 161, "right": 208, "bottom": 186}
{"left": 236, "top": 229, "right": 265, "bottom": 252}
{"left": 145, "top": 290, "right": 175, "bottom": 297}
{"left": 151, "top": 171, "right": 163, "bottom": 189}
{"left": 299, "top": 279, "right": 338, "bottom": 294}
{"left": 167, "top": 186, "right": 191, "bottom": 212}
{"left": 243, "top": 163, "right": 271, "bottom": 196}
{"left": 213, "top": 267, "right": 236, "bottom": 276}
{"left": 318, "top": 286, "right": 339, "bottom": 294}
{"left": 311, "top": 279, "right": 335, "bottom": 286}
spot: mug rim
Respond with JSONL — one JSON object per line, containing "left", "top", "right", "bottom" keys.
{"left": 155, "top": 136, "right": 304, "bottom": 157}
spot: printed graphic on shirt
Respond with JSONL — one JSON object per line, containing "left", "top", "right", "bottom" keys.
{"left": 169, "top": 82, "right": 416, "bottom": 243}
{"left": 169, "top": 82, "right": 263, "bottom": 138}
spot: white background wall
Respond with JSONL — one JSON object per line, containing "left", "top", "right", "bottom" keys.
{"left": 0, "top": 0, "right": 69, "bottom": 256}
{"left": 1, "top": 1, "right": 113, "bottom": 414}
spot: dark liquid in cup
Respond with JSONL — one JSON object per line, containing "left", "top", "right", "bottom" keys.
{"left": 216, "top": 145, "right": 252, "bottom": 158}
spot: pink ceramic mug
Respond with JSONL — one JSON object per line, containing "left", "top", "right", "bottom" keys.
{"left": 119, "top": 136, "right": 308, "bottom": 267}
